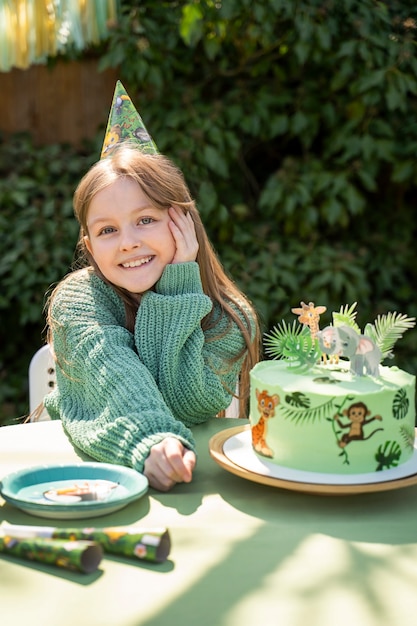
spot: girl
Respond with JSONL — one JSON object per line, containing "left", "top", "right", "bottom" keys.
{"left": 45, "top": 145, "right": 260, "bottom": 491}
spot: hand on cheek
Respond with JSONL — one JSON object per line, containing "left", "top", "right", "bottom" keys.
{"left": 168, "top": 206, "right": 199, "bottom": 264}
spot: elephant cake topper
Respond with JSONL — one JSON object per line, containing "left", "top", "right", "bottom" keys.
{"left": 317, "top": 324, "right": 381, "bottom": 377}
{"left": 264, "top": 301, "right": 415, "bottom": 376}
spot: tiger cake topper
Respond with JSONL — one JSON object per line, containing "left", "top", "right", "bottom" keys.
{"left": 101, "top": 80, "right": 158, "bottom": 159}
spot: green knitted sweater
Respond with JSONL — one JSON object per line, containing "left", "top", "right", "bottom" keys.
{"left": 45, "top": 262, "right": 251, "bottom": 472}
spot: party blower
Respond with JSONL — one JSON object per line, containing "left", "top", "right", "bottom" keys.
{"left": 1, "top": 523, "right": 171, "bottom": 563}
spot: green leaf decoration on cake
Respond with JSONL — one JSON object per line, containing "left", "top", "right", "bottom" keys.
{"left": 363, "top": 312, "right": 416, "bottom": 360}
{"left": 334, "top": 395, "right": 357, "bottom": 410}
{"left": 337, "top": 448, "right": 350, "bottom": 465}
{"left": 392, "top": 388, "right": 409, "bottom": 420}
{"left": 264, "top": 320, "right": 308, "bottom": 359}
{"left": 375, "top": 440, "right": 402, "bottom": 471}
{"left": 280, "top": 397, "right": 336, "bottom": 424}
{"left": 282, "top": 335, "right": 322, "bottom": 371}
{"left": 400, "top": 424, "right": 415, "bottom": 450}
{"left": 332, "top": 302, "right": 361, "bottom": 333}
{"left": 264, "top": 320, "right": 321, "bottom": 371}
{"left": 285, "top": 392, "right": 310, "bottom": 408}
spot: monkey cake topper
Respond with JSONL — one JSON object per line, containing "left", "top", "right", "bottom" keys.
{"left": 264, "top": 301, "right": 415, "bottom": 376}
{"left": 101, "top": 80, "right": 158, "bottom": 159}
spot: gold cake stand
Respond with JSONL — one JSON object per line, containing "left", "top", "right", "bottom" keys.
{"left": 209, "top": 425, "right": 417, "bottom": 496}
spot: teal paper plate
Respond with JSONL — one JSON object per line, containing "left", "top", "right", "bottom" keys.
{"left": 0, "top": 462, "right": 148, "bottom": 519}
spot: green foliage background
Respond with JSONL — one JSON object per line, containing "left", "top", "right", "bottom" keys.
{"left": 1, "top": 0, "right": 417, "bottom": 423}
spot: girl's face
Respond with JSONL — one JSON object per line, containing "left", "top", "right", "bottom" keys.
{"left": 84, "top": 177, "right": 176, "bottom": 297}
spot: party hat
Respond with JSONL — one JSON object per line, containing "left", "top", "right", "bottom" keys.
{"left": 101, "top": 81, "right": 158, "bottom": 158}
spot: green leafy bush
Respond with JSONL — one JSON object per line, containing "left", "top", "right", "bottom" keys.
{"left": 99, "top": 0, "right": 417, "bottom": 347}
{"left": 0, "top": 134, "right": 97, "bottom": 422}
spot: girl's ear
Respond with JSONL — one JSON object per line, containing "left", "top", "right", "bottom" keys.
{"left": 84, "top": 235, "right": 93, "bottom": 256}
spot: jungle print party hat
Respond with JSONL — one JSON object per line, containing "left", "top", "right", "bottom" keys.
{"left": 101, "top": 80, "right": 158, "bottom": 158}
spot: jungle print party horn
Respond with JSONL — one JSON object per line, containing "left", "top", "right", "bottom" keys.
{"left": 1, "top": 524, "right": 171, "bottom": 563}
{"left": 0, "top": 533, "right": 103, "bottom": 574}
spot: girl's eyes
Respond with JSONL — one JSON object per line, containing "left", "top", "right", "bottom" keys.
{"left": 99, "top": 226, "right": 116, "bottom": 235}
{"left": 97, "top": 217, "right": 155, "bottom": 235}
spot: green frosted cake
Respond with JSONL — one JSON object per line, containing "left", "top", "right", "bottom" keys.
{"left": 249, "top": 302, "right": 416, "bottom": 475}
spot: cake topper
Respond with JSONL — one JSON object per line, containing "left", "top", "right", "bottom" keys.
{"left": 291, "top": 302, "right": 326, "bottom": 340}
{"left": 317, "top": 325, "right": 381, "bottom": 377}
{"left": 264, "top": 302, "right": 415, "bottom": 376}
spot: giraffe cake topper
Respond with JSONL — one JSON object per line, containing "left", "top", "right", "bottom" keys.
{"left": 264, "top": 301, "right": 415, "bottom": 377}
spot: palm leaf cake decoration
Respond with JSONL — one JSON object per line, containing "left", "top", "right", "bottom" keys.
{"left": 332, "top": 302, "right": 361, "bottom": 334}
{"left": 363, "top": 312, "right": 416, "bottom": 360}
{"left": 264, "top": 319, "right": 322, "bottom": 371}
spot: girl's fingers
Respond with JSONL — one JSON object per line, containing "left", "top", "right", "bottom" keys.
{"left": 168, "top": 206, "right": 199, "bottom": 263}
{"left": 144, "top": 438, "right": 196, "bottom": 490}
{"left": 181, "top": 449, "right": 196, "bottom": 481}
{"left": 162, "top": 438, "right": 196, "bottom": 483}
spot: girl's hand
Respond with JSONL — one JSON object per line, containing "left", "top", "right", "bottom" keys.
{"left": 168, "top": 206, "right": 199, "bottom": 264}
{"left": 144, "top": 437, "right": 196, "bottom": 491}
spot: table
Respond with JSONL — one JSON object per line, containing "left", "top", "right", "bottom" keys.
{"left": 1, "top": 418, "right": 417, "bottom": 626}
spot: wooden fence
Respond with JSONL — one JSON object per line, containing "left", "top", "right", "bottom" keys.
{"left": 0, "top": 59, "right": 118, "bottom": 145}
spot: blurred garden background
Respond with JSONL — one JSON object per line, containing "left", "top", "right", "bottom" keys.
{"left": 1, "top": 0, "right": 417, "bottom": 425}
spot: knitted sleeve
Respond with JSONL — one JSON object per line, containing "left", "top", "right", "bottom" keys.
{"left": 135, "top": 262, "right": 251, "bottom": 425}
{"left": 44, "top": 269, "right": 196, "bottom": 473}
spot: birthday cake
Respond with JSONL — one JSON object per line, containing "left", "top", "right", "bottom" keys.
{"left": 249, "top": 302, "right": 416, "bottom": 475}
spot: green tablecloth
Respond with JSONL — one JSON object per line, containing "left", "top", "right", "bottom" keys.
{"left": 1, "top": 418, "right": 417, "bottom": 626}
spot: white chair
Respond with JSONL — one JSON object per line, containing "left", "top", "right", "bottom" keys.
{"left": 28, "top": 344, "right": 55, "bottom": 421}
{"left": 224, "top": 392, "right": 239, "bottom": 418}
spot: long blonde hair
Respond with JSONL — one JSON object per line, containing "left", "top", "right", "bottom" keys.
{"left": 49, "top": 145, "right": 260, "bottom": 415}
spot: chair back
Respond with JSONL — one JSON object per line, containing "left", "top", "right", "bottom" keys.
{"left": 28, "top": 344, "right": 55, "bottom": 421}
{"left": 224, "top": 393, "right": 239, "bottom": 418}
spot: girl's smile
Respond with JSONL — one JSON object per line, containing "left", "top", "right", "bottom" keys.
{"left": 84, "top": 177, "right": 176, "bottom": 296}
{"left": 121, "top": 256, "right": 153, "bottom": 268}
